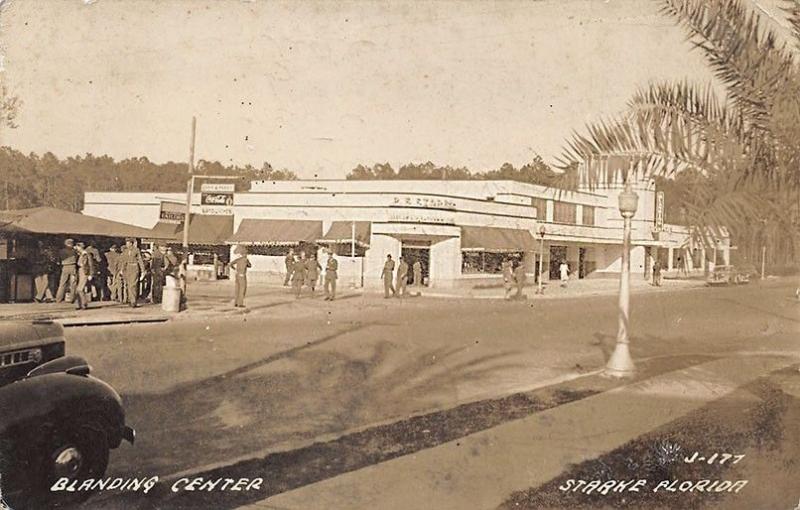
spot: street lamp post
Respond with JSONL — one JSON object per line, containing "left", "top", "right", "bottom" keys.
{"left": 605, "top": 180, "right": 638, "bottom": 378}
{"left": 537, "top": 225, "right": 546, "bottom": 295}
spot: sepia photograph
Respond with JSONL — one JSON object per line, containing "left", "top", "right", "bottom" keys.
{"left": 0, "top": 0, "right": 799, "bottom": 509}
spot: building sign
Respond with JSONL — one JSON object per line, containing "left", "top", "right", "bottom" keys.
{"left": 159, "top": 201, "right": 185, "bottom": 224}
{"left": 200, "top": 183, "right": 234, "bottom": 215}
{"left": 388, "top": 211, "right": 456, "bottom": 225}
{"left": 390, "top": 195, "right": 457, "bottom": 210}
{"left": 654, "top": 191, "right": 665, "bottom": 232}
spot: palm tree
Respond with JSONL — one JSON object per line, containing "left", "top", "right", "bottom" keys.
{"left": 557, "top": 0, "right": 800, "bottom": 267}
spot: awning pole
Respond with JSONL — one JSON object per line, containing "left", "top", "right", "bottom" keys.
{"left": 182, "top": 116, "right": 196, "bottom": 300}
{"left": 351, "top": 221, "right": 356, "bottom": 288}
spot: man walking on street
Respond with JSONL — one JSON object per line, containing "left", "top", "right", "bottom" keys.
{"left": 502, "top": 259, "right": 514, "bottom": 300}
{"left": 151, "top": 245, "right": 166, "bottom": 304}
{"left": 291, "top": 254, "right": 307, "bottom": 298}
{"left": 306, "top": 254, "right": 322, "bottom": 294}
{"left": 55, "top": 238, "right": 78, "bottom": 303}
{"left": 105, "top": 245, "right": 120, "bottom": 302}
{"left": 85, "top": 241, "right": 103, "bottom": 300}
{"left": 412, "top": 259, "right": 422, "bottom": 288}
{"left": 119, "top": 238, "right": 145, "bottom": 307}
{"left": 396, "top": 256, "right": 409, "bottom": 297}
{"left": 284, "top": 248, "right": 295, "bottom": 286}
{"left": 32, "top": 241, "right": 55, "bottom": 303}
{"left": 74, "top": 242, "right": 95, "bottom": 310}
{"left": 381, "top": 254, "right": 396, "bottom": 298}
{"left": 513, "top": 260, "right": 527, "bottom": 300}
{"left": 230, "top": 245, "right": 251, "bottom": 307}
{"left": 324, "top": 251, "right": 338, "bottom": 301}
{"left": 652, "top": 258, "right": 663, "bottom": 287}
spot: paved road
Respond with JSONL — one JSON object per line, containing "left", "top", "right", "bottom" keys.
{"left": 68, "top": 280, "right": 797, "bottom": 508}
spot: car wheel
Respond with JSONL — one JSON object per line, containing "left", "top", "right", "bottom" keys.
{"left": 4, "top": 425, "right": 109, "bottom": 509}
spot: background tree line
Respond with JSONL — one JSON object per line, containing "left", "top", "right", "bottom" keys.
{"left": 0, "top": 147, "right": 297, "bottom": 212}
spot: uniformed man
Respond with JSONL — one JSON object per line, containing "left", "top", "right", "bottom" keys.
{"left": 396, "top": 256, "right": 409, "bottom": 297}
{"left": 305, "top": 254, "right": 322, "bottom": 294}
{"left": 32, "top": 240, "right": 55, "bottom": 303}
{"left": 291, "top": 254, "right": 307, "bottom": 298}
{"left": 324, "top": 251, "right": 338, "bottom": 301}
{"left": 283, "top": 248, "right": 295, "bottom": 286}
{"left": 85, "top": 241, "right": 103, "bottom": 300}
{"left": 118, "top": 238, "right": 145, "bottom": 307}
{"left": 104, "top": 244, "right": 120, "bottom": 302}
{"left": 140, "top": 251, "right": 153, "bottom": 302}
{"left": 229, "top": 245, "right": 252, "bottom": 307}
{"left": 381, "top": 254, "right": 396, "bottom": 298}
{"left": 513, "top": 260, "right": 527, "bottom": 300}
{"left": 55, "top": 238, "right": 78, "bottom": 303}
{"left": 74, "top": 242, "right": 95, "bottom": 310}
{"left": 413, "top": 259, "right": 423, "bottom": 287}
{"left": 151, "top": 244, "right": 165, "bottom": 304}
{"left": 502, "top": 259, "right": 514, "bottom": 299}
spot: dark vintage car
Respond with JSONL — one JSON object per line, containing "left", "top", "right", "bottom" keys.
{"left": 0, "top": 321, "right": 134, "bottom": 508}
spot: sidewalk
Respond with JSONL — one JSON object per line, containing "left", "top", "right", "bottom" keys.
{"left": 248, "top": 353, "right": 798, "bottom": 510}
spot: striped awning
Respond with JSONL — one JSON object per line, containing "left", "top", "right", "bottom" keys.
{"left": 227, "top": 219, "right": 323, "bottom": 246}
{"left": 145, "top": 215, "right": 233, "bottom": 244}
{"left": 460, "top": 226, "right": 537, "bottom": 252}
{"left": 319, "top": 221, "right": 371, "bottom": 246}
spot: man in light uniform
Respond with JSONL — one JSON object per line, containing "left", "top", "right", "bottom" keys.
{"left": 396, "top": 256, "right": 409, "bottom": 297}
{"left": 74, "top": 242, "right": 95, "bottom": 310}
{"left": 55, "top": 238, "right": 77, "bottom": 303}
{"left": 381, "top": 254, "right": 396, "bottom": 298}
{"left": 119, "top": 238, "right": 145, "bottom": 307}
{"left": 324, "top": 251, "right": 338, "bottom": 301}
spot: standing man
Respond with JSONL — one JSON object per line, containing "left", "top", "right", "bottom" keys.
{"left": 119, "top": 238, "right": 145, "bottom": 307}
{"left": 74, "top": 242, "right": 95, "bottom": 310}
{"left": 412, "top": 258, "right": 423, "bottom": 289}
{"left": 140, "top": 251, "right": 153, "bottom": 302}
{"left": 324, "top": 251, "right": 338, "bottom": 301}
{"left": 85, "top": 241, "right": 103, "bottom": 300}
{"left": 305, "top": 254, "right": 322, "bottom": 294}
{"left": 104, "top": 245, "right": 120, "bottom": 302}
{"left": 396, "top": 256, "right": 409, "bottom": 297}
{"left": 291, "top": 254, "right": 307, "bottom": 298}
{"left": 151, "top": 244, "right": 165, "bottom": 304}
{"left": 55, "top": 238, "right": 78, "bottom": 303}
{"left": 513, "top": 260, "right": 527, "bottom": 300}
{"left": 229, "top": 245, "right": 251, "bottom": 308}
{"left": 283, "top": 248, "right": 295, "bottom": 286}
{"left": 32, "top": 241, "right": 55, "bottom": 303}
{"left": 502, "top": 258, "right": 514, "bottom": 300}
{"left": 381, "top": 254, "right": 396, "bottom": 298}
{"left": 559, "top": 260, "right": 570, "bottom": 288}
{"left": 652, "top": 258, "right": 663, "bottom": 287}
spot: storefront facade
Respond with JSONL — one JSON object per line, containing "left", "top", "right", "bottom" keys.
{"left": 83, "top": 176, "right": 729, "bottom": 288}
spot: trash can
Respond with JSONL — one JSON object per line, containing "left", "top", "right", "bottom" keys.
{"left": 161, "top": 286, "right": 182, "bottom": 313}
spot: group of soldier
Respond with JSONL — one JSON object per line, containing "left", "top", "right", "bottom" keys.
{"left": 381, "top": 254, "right": 423, "bottom": 298}
{"left": 32, "top": 237, "right": 181, "bottom": 310}
{"left": 283, "top": 247, "right": 339, "bottom": 301}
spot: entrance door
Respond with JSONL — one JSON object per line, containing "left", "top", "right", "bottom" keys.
{"left": 549, "top": 245, "right": 567, "bottom": 279}
{"left": 401, "top": 243, "right": 430, "bottom": 286}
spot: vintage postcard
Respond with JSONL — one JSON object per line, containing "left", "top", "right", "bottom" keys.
{"left": 0, "top": 0, "right": 798, "bottom": 509}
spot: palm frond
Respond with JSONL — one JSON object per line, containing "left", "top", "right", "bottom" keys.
{"left": 782, "top": 0, "right": 800, "bottom": 50}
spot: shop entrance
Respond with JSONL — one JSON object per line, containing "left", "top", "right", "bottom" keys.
{"left": 401, "top": 242, "right": 430, "bottom": 286}
{"left": 549, "top": 245, "right": 567, "bottom": 279}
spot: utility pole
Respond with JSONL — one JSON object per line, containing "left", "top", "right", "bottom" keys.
{"left": 182, "top": 116, "right": 196, "bottom": 252}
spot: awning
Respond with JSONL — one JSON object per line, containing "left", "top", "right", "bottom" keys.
{"left": 146, "top": 215, "right": 233, "bottom": 244}
{"left": 0, "top": 207, "right": 157, "bottom": 239}
{"left": 227, "top": 219, "right": 323, "bottom": 246}
{"left": 319, "top": 221, "right": 371, "bottom": 246}
{"left": 461, "top": 226, "right": 537, "bottom": 252}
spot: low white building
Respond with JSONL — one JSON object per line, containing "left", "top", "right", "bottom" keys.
{"left": 83, "top": 173, "right": 729, "bottom": 288}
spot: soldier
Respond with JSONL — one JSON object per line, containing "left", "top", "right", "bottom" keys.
{"left": 55, "top": 238, "right": 78, "bottom": 303}
{"left": 381, "top": 254, "right": 396, "bottom": 298}
{"left": 229, "top": 245, "right": 251, "bottom": 307}
{"left": 413, "top": 259, "right": 422, "bottom": 288}
{"left": 291, "top": 254, "right": 307, "bottom": 298}
{"left": 140, "top": 251, "right": 153, "bottom": 302}
{"left": 151, "top": 244, "right": 165, "bottom": 304}
{"left": 85, "top": 241, "right": 103, "bottom": 300}
{"left": 324, "top": 251, "right": 338, "bottom": 301}
{"left": 74, "top": 242, "right": 95, "bottom": 310}
{"left": 396, "top": 256, "right": 409, "bottom": 297}
{"left": 119, "top": 238, "right": 145, "bottom": 307}
{"left": 305, "top": 254, "right": 322, "bottom": 294}
{"left": 502, "top": 259, "right": 514, "bottom": 299}
{"left": 105, "top": 245, "right": 120, "bottom": 302}
{"left": 513, "top": 260, "right": 527, "bottom": 300}
{"left": 32, "top": 240, "right": 55, "bottom": 303}
{"left": 283, "top": 248, "right": 295, "bottom": 286}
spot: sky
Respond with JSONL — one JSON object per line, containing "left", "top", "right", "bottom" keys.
{"left": 0, "top": 0, "right": 792, "bottom": 179}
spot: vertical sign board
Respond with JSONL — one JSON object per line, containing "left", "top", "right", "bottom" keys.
{"left": 200, "top": 183, "right": 235, "bottom": 215}
{"left": 159, "top": 201, "right": 185, "bottom": 224}
{"left": 654, "top": 191, "right": 665, "bottom": 232}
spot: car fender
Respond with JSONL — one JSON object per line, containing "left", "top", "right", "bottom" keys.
{"left": 26, "top": 355, "right": 89, "bottom": 378}
{"left": 0, "top": 372, "right": 130, "bottom": 449}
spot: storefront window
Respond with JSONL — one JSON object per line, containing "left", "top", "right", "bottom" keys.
{"left": 553, "top": 202, "right": 577, "bottom": 224}
{"left": 461, "top": 251, "right": 522, "bottom": 274}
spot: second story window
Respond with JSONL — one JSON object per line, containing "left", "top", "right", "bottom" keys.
{"left": 582, "top": 205, "right": 595, "bottom": 226}
{"left": 532, "top": 198, "right": 547, "bottom": 220}
{"left": 553, "top": 201, "right": 577, "bottom": 224}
